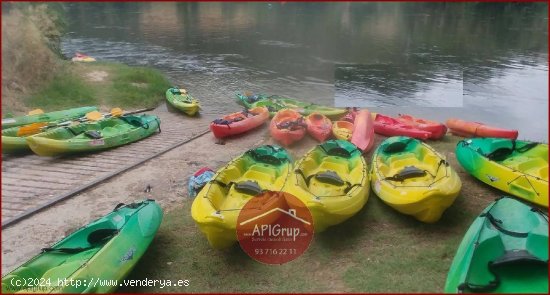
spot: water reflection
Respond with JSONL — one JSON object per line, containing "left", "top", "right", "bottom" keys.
{"left": 61, "top": 2, "right": 548, "bottom": 141}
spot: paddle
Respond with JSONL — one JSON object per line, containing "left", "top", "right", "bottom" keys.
{"left": 17, "top": 107, "right": 154, "bottom": 136}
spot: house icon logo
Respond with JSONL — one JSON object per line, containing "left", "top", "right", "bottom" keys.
{"left": 236, "top": 191, "right": 314, "bottom": 264}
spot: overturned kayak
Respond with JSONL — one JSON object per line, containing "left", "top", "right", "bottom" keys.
{"left": 305, "top": 113, "right": 332, "bottom": 142}
{"left": 166, "top": 87, "right": 200, "bottom": 116}
{"left": 210, "top": 107, "right": 269, "bottom": 139}
{"left": 374, "top": 114, "right": 431, "bottom": 140}
{"left": 351, "top": 109, "right": 375, "bottom": 152}
{"left": 444, "top": 197, "right": 548, "bottom": 293}
{"left": 27, "top": 114, "right": 160, "bottom": 157}
{"left": 191, "top": 145, "right": 292, "bottom": 249}
{"left": 456, "top": 138, "right": 548, "bottom": 207}
{"left": 236, "top": 93, "right": 346, "bottom": 118}
{"left": 371, "top": 136, "right": 462, "bottom": 223}
{"left": 1, "top": 106, "right": 98, "bottom": 130}
{"left": 269, "top": 109, "right": 307, "bottom": 146}
{"left": 332, "top": 121, "right": 354, "bottom": 141}
{"left": 1, "top": 199, "right": 163, "bottom": 293}
{"left": 446, "top": 118, "right": 518, "bottom": 139}
{"left": 397, "top": 114, "right": 447, "bottom": 139}
{"left": 286, "top": 140, "right": 369, "bottom": 232}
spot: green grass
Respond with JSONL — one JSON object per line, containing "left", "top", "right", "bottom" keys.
{"left": 120, "top": 136, "right": 502, "bottom": 293}
{"left": 24, "top": 70, "right": 98, "bottom": 110}
{"left": 22, "top": 62, "right": 171, "bottom": 113}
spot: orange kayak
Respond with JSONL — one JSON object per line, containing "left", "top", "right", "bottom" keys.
{"left": 351, "top": 110, "right": 375, "bottom": 152}
{"left": 269, "top": 109, "right": 307, "bottom": 146}
{"left": 446, "top": 118, "right": 518, "bottom": 139}
{"left": 210, "top": 107, "right": 269, "bottom": 139}
{"left": 305, "top": 113, "right": 332, "bottom": 142}
{"left": 332, "top": 121, "right": 354, "bottom": 141}
{"left": 397, "top": 114, "right": 447, "bottom": 139}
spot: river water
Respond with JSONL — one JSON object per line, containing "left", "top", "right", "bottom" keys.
{"left": 61, "top": 2, "right": 548, "bottom": 141}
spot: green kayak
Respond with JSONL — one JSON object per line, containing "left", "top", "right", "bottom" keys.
{"left": 2, "top": 127, "right": 31, "bottom": 154}
{"left": 26, "top": 114, "right": 160, "bottom": 157}
{"left": 444, "top": 197, "right": 548, "bottom": 293}
{"left": 2, "top": 199, "right": 163, "bottom": 293}
{"left": 165, "top": 87, "right": 200, "bottom": 116}
{"left": 235, "top": 93, "right": 346, "bottom": 119}
{"left": 456, "top": 138, "right": 548, "bottom": 207}
{"left": 1, "top": 106, "right": 98, "bottom": 130}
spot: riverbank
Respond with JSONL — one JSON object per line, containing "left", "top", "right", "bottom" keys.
{"left": 1, "top": 4, "right": 171, "bottom": 116}
{"left": 1, "top": 120, "right": 501, "bottom": 292}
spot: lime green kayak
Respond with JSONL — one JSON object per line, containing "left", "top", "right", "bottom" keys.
{"left": 235, "top": 93, "right": 346, "bottom": 119}
{"left": 1, "top": 106, "right": 98, "bottom": 130}
{"left": 26, "top": 114, "right": 160, "bottom": 157}
{"left": 166, "top": 87, "right": 200, "bottom": 116}
{"left": 445, "top": 197, "right": 548, "bottom": 293}
{"left": 456, "top": 138, "right": 548, "bottom": 207}
{"left": 1, "top": 199, "right": 163, "bottom": 293}
{"left": 2, "top": 114, "right": 100, "bottom": 154}
{"left": 2, "top": 127, "right": 30, "bottom": 154}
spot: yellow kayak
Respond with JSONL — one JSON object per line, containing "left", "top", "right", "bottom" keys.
{"left": 191, "top": 145, "right": 292, "bottom": 249}
{"left": 285, "top": 140, "right": 369, "bottom": 232}
{"left": 370, "top": 136, "right": 461, "bottom": 223}
{"left": 165, "top": 87, "right": 200, "bottom": 116}
{"left": 332, "top": 121, "right": 353, "bottom": 140}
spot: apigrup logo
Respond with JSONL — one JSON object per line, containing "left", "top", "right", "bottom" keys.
{"left": 237, "top": 191, "right": 314, "bottom": 264}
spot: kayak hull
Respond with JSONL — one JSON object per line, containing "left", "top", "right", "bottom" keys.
{"left": 26, "top": 115, "right": 160, "bottom": 157}
{"left": 166, "top": 88, "right": 200, "bottom": 116}
{"left": 210, "top": 107, "right": 269, "bottom": 138}
{"left": 456, "top": 138, "right": 548, "bottom": 207}
{"left": 374, "top": 114, "right": 431, "bottom": 140}
{"left": 286, "top": 140, "right": 369, "bottom": 232}
{"left": 305, "top": 113, "right": 332, "bottom": 142}
{"left": 351, "top": 110, "right": 375, "bottom": 152}
{"left": 1, "top": 200, "right": 162, "bottom": 294}
{"left": 2, "top": 127, "right": 30, "bottom": 153}
{"left": 397, "top": 114, "right": 447, "bottom": 139}
{"left": 444, "top": 197, "right": 548, "bottom": 293}
{"left": 446, "top": 118, "right": 518, "bottom": 139}
{"left": 269, "top": 109, "right": 306, "bottom": 146}
{"left": 236, "top": 93, "right": 346, "bottom": 119}
{"left": 371, "top": 136, "right": 462, "bottom": 223}
{"left": 191, "top": 145, "right": 292, "bottom": 249}
{"left": 1, "top": 106, "right": 98, "bottom": 130}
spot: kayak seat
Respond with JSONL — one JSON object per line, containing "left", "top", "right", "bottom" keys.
{"left": 386, "top": 152, "right": 417, "bottom": 169}
{"left": 242, "top": 169, "right": 274, "bottom": 183}
{"left": 516, "top": 158, "right": 547, "bottom": 175}
{"left": 318, "top": 161, "right": 348, "bottom": 174}
{"left": 41, "top": 260, "right": 85, "bottom": 282}
{"left": 314, "top": 171, "right": 345, "bottom": 186}
{"left": 233, "top": 181, "right": 263, "bottom": 196}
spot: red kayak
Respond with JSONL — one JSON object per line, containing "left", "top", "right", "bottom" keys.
{"left": 210, "top": 107, "right": 269, "bottom": 138}
{"left": 397, "top": 114, "right": 447, "bottom": 139}
{"left": 269, "top": 109, "right": 307, "bottom": 146}
{"left": 351, "top": 109, "right": 375, "bottom": 152}
{"left": 446, "top": 118, "right": 518, "bottom": 139}
{"left": 374, "top": 114, "right": 431, "bottom": 140}
{"left": 305, "top": 113, "right": 332, "bottom": 142}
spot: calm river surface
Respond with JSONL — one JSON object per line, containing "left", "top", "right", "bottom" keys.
{"left": 61, "top": 2, "right": 548, "bottom": 141}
